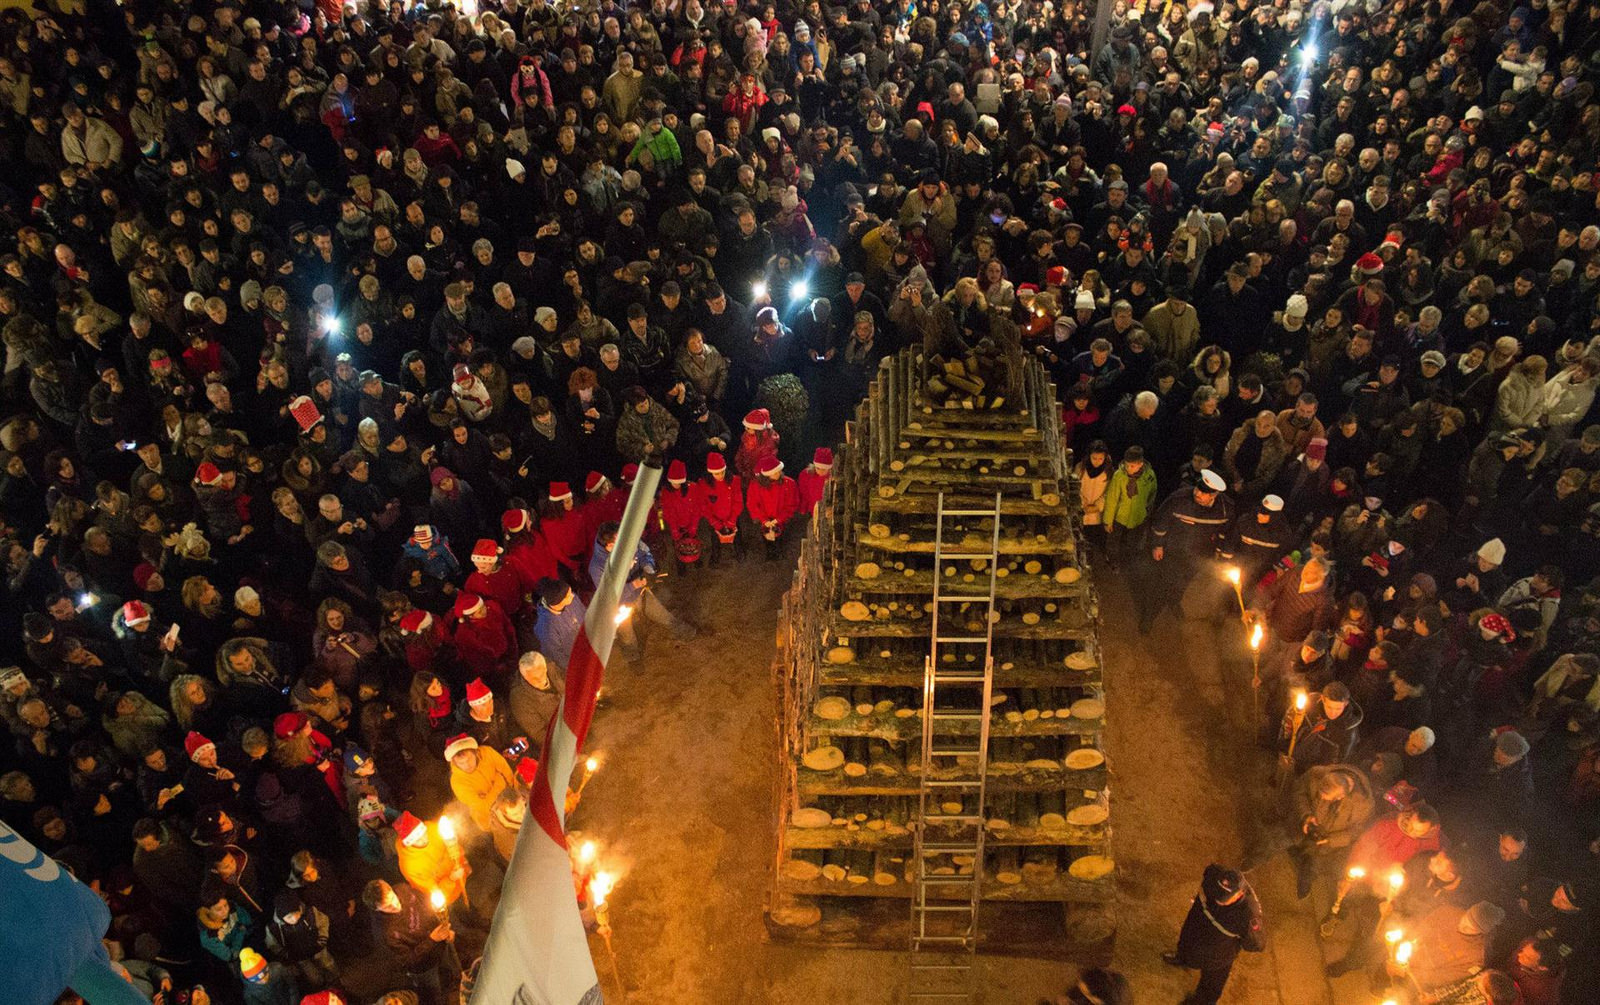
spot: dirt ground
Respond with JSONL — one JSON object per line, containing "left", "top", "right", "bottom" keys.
{"left": 572, "top": 551, "right": 1365, "bottom": 1004}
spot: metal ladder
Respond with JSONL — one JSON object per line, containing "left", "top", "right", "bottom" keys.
{"left": 909, "top": 491, "right": 1001, "bottom": 1003}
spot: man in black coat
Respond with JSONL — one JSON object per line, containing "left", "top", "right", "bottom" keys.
{"left": 1163, "top": 864, "right": 1264, "bottom": 1004}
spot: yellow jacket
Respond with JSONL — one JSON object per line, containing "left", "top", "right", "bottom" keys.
{"left": 450, "top": 747, "right": 517, "bottom": 831}
{"left": 395, "top": 823, "right": 466, "bottom": 903}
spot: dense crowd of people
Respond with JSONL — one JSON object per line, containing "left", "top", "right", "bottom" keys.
{"left": 1, "top": 0, "right": 1600, "bottom": 1002}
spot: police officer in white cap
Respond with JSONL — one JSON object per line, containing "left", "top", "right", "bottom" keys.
{"left": 1229, "top": 493, "right": 1294, "bottom": 585}
{"left": 1137, "top": 469, "right": 1236, "bottom": 634}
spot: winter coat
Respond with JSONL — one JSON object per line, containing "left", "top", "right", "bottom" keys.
{"left": 1541, "top": 367, "right": 1599, "bottom": 447}
{"left": 615, "top": 401, "right": 680, "bottom": 464}
{"left": 699, "top": 473, "right": 744, "bottom": 538}
{"left": 1492, "top": 368, "right": 1547, "bottom": 432}
{"left": 1288, "top": 765, "right": 1375, "bottom": 849}
{"left": 102, "top": 694, "right": 171, "bottom": 758}
{"left": 1076, "top": 463, "right": 1110, "bottom": 526}
{"left": 1223, "top": 423, "right": 1291, "bottom": 498}
{"left": 465, "top": 565, "right": 526, "bottom": 621}
{"left": 1103, "top": 461, "right": 1157, "bottom": 529}
{"left": 747, "top": 474, "right": 800, "bottom": 531}
{"left": 659, "top": 483, "right": 704, "bottom": 542}
{"left": 587, "top": 533, "right": 657, "bottom": 605}
{"left": 450, "top": 601, "right": 518, "bottom": 682}
{"left": 449, "top": 745, "right": 517, "bottom": 831}
{"left": 1175, "top": 878, "right": 1263, "bottom": 969}
{"left": 534, "top": 595, "right": 587, "bottom": 671}
{"left": 395, "top": 823, "right": 466, "bottom": 904}
{"left": 798, "top": 464, "right": 830, "bottom": 515}
{"left": 735, "top": 428, "right": 780, "bottom": 482}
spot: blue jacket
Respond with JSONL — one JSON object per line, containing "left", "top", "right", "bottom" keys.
{"left": 402, "top": 530, "right": 461, "bottom": 581}
{"left": 586, "top": 533, "right": 656, "bottom": 606}
{"left": 535, "top": 594, "right": 588, "bottom": 670}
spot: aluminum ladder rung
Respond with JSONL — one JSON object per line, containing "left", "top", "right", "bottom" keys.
{"left": 919, "top": 843, "right": 980, "bottom": 854}
{"left": 940, "top": 508, "right": 1000, "bottom": 516}
{"left": 925, "top": 816, "right": 985, "bottom": 826}
{"left": 934, "top": 635, "right": 988, "bottom": 644}
{"left": 923, "top": 779, "right": 981, "bottom": 787}
{"left": 919, "top": 874, "right": 978, "bottom": 884}
{"left": 917, "top": 905, "right": 977, "bottom": 914}
{"left": 934, "top": 594, "right": 991, "bottom": 602}
{"left": 930, "top": 710, "right": 984, "bottom": 720}
{"left": 933, "top": 673, "right": 987, "bottom": 683}
{"left": 935, "top": 551, "right": 991, "bottom": 560}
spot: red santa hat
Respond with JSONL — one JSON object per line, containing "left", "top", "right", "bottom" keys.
{"left": 465, "top": 678, "right": 493, "bottom": 705}
{"left": 452, "top": 362, "right": 472, "bottom": 384}
{"left": 812, "top": 447, "right": 833, "bottom": 470}
{"left": 1017, "top": 283, "right": 1039, "bottom": 295}
{"left": 453, "top": 592, "right": 486, "bottom": 619}
{"left": 1045, "top": 265, "right": 1068, "bottom": 286}
{"left": 399, "top": 609, "right": 433, "bottom": 634}
{"left": 706, "top": 451, "right": 727, "bottom": 474}
{"left": 121, "top": 600, "right": 151, "bottom": 626}
{"left": 288, "top": 395, "right": 323, "bottom": 433}
{"left": 515, "top": 757, "right": 540, "bottom": 785}
{"left": 667, "top": 459, "right": 688, "bottom": 483}
{"left": 501, "top": 509, "right": 531, "bottom": 534}
{"left": 410, "top": 524, "right": 434, "bottom": 547}
{"left": 444, "top": 733, "right": 479, "bottom": 761}
{"left": 470, "top": 539, "right": 501, "bottom": 565}
{"left": 1356, "top": 252, "right": 1384, "bottom": 275}
{"left": 299, "top": 992, "right": 344, "bottom": 1005}
{"left": 742, "top": 408, "right": 771, "bottom": 430}
{"left": 585, "top": 471, "right": 608, "bottom": 494}
{"left": 184, "top": 731, "right": 215, "bottom": 761}
{"left": 194, "top": 462, "right": 224, "bottom": 486}
{"left": 620, "top": 463, "right": 639, "bottom": 484}
{"left": 548, "top": 481, "right": 573, "bottom": 502}
{"left": 395, "top": 811, "right": 426, "bottom": 842}
{"left": 759, "top": 456, "right": 784, "bottom": 478}
{"left": 273, "top": 711, "right": 308, "bottom": 739}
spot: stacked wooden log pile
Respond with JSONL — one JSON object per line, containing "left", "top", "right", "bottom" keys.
{"left": 767, "top": 348, "right": 1115, "bottom": 950}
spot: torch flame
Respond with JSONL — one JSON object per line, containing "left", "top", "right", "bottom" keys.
{"left": 586, "top": 755, "right": 600, "bottom": 774}
{"left": 1385, "top": 928, "right": 1404, "bottom": 944}
{"left": 1294, "top": 691, "right": 1308, "bottom": 711}
{"left": 1394, "top": 940, "right": 1413, "bottom": 966}
{"left": 579, "top": 840, "right": 597, "bottom": 865}
{"left": 1249, "top": 624, "right": 1264, "bottom": 650}
{"left": 1347, "top": 866, "right": 1366, "bottom": 880}
{"left": 1225, "top": 566, "right": 1241, "bottom": 585}
{"left": 591, "top": 870, "right": 615, "bottom": 906}
{"left": 436, "top": 815, "right": 455, "bottom": 842}
{"left": 430, "top": 888, "right": 446, "bottom": 912}
{"left": 615, "top": 605, "right": 634, "bottom": 626}
{"left": 1388, "top": 868, "right": 1405, "bottom": 893}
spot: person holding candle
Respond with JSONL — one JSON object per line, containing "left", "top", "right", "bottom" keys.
{"left": 362, "top": 878, "right": 458, "bottom": 1005}
{"left": 1324, "top": 804, "right": 1443, "bottom": 977}
{"left": 1398, "top": 901, "right": 1504, "bottom": 996}
{"left": 393, "top": 811, "right": 467, "bottom": 907}
{"left": 1281, "top": 681, "right": 1362, "bottom": 776}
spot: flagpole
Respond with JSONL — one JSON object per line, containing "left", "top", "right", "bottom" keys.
{"left": 468, "top": 458, "right": 664, "bottom": 1005}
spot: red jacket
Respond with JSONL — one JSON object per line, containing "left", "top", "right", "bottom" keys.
{"left": 581, "top": 489, "right": 626, "bottom": 542}
{"left": 798, "top": 465, "right": 830, "bottom": 515}
{"left": 403, "top": 623, "right": 449, "bottom": 676}
{"left": 504, "top": 532, "right": 559, "bottom": 591}
{"left": 658, "top": 484, "right": 703, "bottom": 540}
{"left": 699, "top": 473, "right": 743, "bottom": 534}
{"left": 540, "top": 507, "right": 589, "bottom": 572}
{"left": 735, "top": 429, "right": 780, "bottom": 481}
{"left": 451, "top": 599, "right": 517, "bottom": 681}
{"left": 747, "top": 475, "right": 799, "bottom": 527}
{"left": 465, "top": 565, "right": 525, "bottom": 620}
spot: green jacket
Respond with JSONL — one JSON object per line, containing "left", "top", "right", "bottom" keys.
{"left": 1102, "top": 462, "right": 1157, "bottom": 529}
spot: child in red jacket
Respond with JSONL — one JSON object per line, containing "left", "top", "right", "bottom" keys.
{"left": 746, "top": 455, "right": 799, "bottom": 560}
{"left": 798, "top": 447, "right": 833, "bottom": 515}
{"left": 658, "top": 459, "right": 705, "bottom": 574}
{"left": 698, "top": 451, "right": 743, "bottom": 564}
{"left": 736, "top": 408, "right": 780, "bottom": 481}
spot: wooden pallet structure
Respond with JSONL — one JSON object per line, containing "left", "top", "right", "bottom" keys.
{"left": 766, "top": 347, "right": 1116, "bottom": 954}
